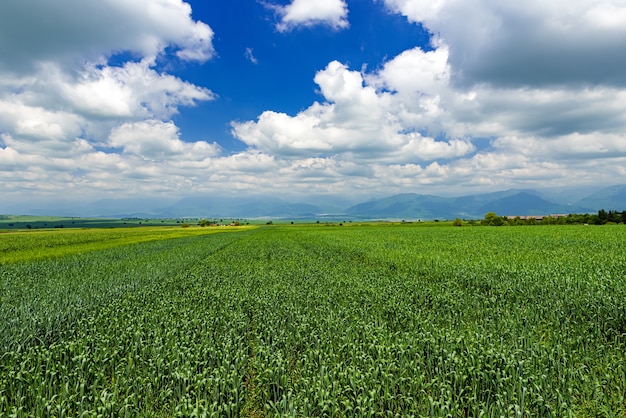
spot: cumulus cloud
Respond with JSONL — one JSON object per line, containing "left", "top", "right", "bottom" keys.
{"left": 2, "top": 0, "right": 626, "bottom": 203}
{"left": 0, "top": 0, "right": 214, "bottom": 74}
{"left": 493, "top": 133, "right": 626, "bottom": 160}
{"left": 0, "top": 0, "right": 221, "bottom": 200}
{"left": 70, "top": 60, "right": 214, "bottom": 119}
{"left": 0, "top": 60, "right": 214, "bottom": 156}
{"left": 383, "top": 0, "right": 626, "bottom": 88}
{"left": 231, "top": 0, "right": 626, "bottom": 196}
{"left": 0, "top": 0, "right": 216, "bottom": 144}
{"left": 270, "top": 0, "right": 349, "bottom": 32}
{"left": 0, "top": 100, "right": 83, "bottom": 144}
{"left": 109, "top": 120, "right": 221, "bottom": 161}
{"left": 232, "top": 59, "right": 474, "bottom": 162}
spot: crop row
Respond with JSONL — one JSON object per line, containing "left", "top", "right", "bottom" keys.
{"left": 0, "top": 226, "right": 252, "bottom": 264}
{"left": 1, "top": 224, "right": 625, "bottom": 416}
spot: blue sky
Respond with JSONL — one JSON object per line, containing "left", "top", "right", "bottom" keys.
{"left": 175, "top": 1, "right": 431, "bottom": 151}
{"left": 1, "top": 0, "right": 626, "bottom": 210}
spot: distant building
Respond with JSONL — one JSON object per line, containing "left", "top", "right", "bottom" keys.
{"left": 505, "top": 214, "right": 569, "bottom": 220}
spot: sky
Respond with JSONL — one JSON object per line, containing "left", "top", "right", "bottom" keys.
{"left": 1, "top": 0, "right": 626, "bottom": 209}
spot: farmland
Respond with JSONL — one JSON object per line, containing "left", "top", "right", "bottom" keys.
{"left": 1, "top": 224, "right": 625, "bottom": 416}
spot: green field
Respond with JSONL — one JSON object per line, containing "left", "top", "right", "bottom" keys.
{"left": 1, "top": 224, "right": 625, "bottom": 416}
{"left": 0, "top": 215, "right": 252, "bottom": 231}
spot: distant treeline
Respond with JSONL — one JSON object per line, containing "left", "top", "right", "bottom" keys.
{"left": 479, "top": 209, "right": 626, "bottom": 226}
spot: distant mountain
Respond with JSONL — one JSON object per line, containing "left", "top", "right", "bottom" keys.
{"left": 3, "top": 185, "right": 624, "bottom": 219}
{"left": 159, "top": 196, "right": 323, "bottom": 218}
{"left": 532, "top": 186, "right": 600, "bottom": 205}
{"left": 74, "top": 198, "right": 177, "bottom": 218}
{"left": 451, "top": 189, "right": 543, "bottom": 218}
{"left": 344, "top": 193, "right": 451, "bottom": 220}
{"left": 475, "top": 192, "right": 578, "bottom": 216}
{"left": 345, "top": 189, "right": 595, "bottom": 220}
{"left": 576, "top": 185, "right": 626, "bottom": 212}
{"left": 0, "top": 197, "right": 177, "bottom": 218}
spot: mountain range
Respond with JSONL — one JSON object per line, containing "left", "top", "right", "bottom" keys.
{"left": 4, "top": 185, "right": 626, "bottom": 220}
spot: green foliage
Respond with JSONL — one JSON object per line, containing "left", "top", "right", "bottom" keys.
{"left": 592, "top": 209, "right": 625, "bottom": 225}
{"left": 1, "top": 225, "right": 625, "bottom": 416}
{"left": 478, "top": 209, "right": 626, "bottom": 226}
{"left": 452, "top": 217, "right": 464, "bottom": 226}
{"left": 482, "top": 211, "right": 504, "bottom": 226}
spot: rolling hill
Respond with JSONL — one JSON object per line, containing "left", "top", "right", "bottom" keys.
{"left": 3, "top": 185, "right": 624, "bottom": 220}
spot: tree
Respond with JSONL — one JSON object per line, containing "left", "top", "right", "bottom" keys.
{"left": 452, "top": 218, "right": 464, "bottom": 226}
{"left": 482, "top": 212, "right": 504, "bottom": 226}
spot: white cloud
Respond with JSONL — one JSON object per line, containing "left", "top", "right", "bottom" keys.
{"left": 0, "top": 0, "right": 221, "bottom": 200}
{"left": 493, "top": 133, "right": 626, "bottom": 160}
{"left": 2, "top": 0, "right": 626, "bottom": 204}
{"left": 585, "top": 3, "right": 626, "bottom": 29}
{"left": 0, "top": 0, "right": 214, "bottom": 74}
{"left": 0, "top": 100, "right": 83, "bottom": 144}
{"left": 232, "top": 59, "right": 474, "bottom": 162}
{"left": 367, "top": 46, "right": 450, "bottom": 96}
{"left": 272, "top": 0, "right": 349, "bottom": 32}
{"left": 109, "top": 120, "right": 221, "bottom": 161}
{"left": 0, "top": 60, "right": 214, "bottom": 157}
{"left": 244, "top": 48, "right": 259, "bottom": 64}
{"left": 383, "top": 0, "right": 626, "bottom": 87}
{"left": 231, "top": 5, "right": 626, "bottom": 197}
{"left": 62, "top": 60, "right": 215, "bottom": 120}
{"left": 0, "top": 1, "right": 216, "bottom": 144}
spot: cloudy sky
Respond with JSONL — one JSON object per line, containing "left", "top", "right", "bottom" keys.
{"left": 1, "top": 0, "right": 626, "bottom": 208}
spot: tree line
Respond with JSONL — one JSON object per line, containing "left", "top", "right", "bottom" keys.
{"left": 479, "top": 209, "right": 626, "bottom": 226}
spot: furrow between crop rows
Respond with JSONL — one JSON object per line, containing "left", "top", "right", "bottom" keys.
{"left": 1, "top": 225, "right": 625, "bottom": 416}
